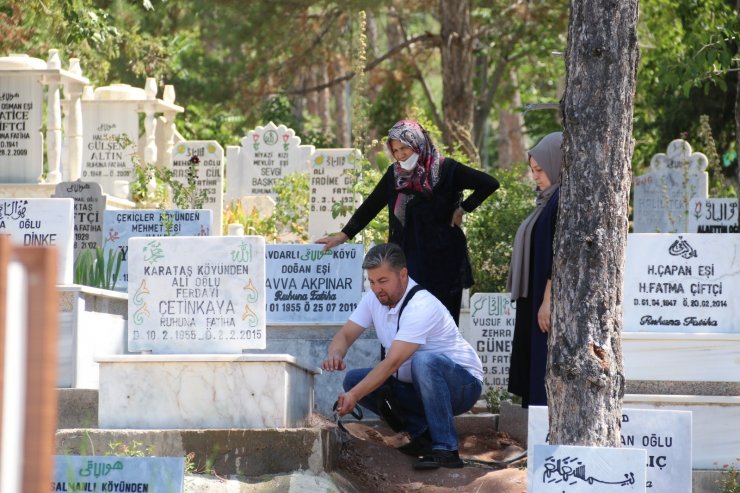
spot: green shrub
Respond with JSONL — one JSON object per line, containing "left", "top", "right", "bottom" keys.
{"left": 483, "top": 386, "right": 521, "bottom": 414}
{"left": 466, "top": 163, "right": 536, "bottom": 293}
{"left": 223, "top": 171, "right": 310, "bottom": 242}
{"left": 718, "top": 462, "right": 740, "bottom": 493}
{"left": 74, "top": 245, "right": 123, "bottom": 291}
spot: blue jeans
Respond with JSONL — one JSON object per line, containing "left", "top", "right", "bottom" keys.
{"left": 343, "top": 351, "right": 482, "bottom": 451}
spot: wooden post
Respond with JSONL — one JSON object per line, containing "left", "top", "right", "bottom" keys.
{"left": 0, "top": 236, "right": 59, "bottom": 493}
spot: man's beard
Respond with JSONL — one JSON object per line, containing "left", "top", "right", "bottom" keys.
{"left": 376, "top": 292, "right": 399, "bottom": 307}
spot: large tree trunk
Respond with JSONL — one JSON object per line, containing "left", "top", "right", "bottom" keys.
{"left": 548, "top": 0, "right": 639, "bottom": 446}
{"left": 317, "top": 64, "right": 331, "bottom": 135}
{"left": 497, "top": 70, "right": 527, "bottom": 169}
{"left": 439, "top": 0, "right": 477, "bottom": 163}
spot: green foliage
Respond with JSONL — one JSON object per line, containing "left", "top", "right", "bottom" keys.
{"left": 351, "top": 11, "right": 370, "bottom": 153}
{"left": 697, "top": 115, "right": 736, "bottom": 197}
{"left": 634, "top": 0, "right": 740, "bottom": 174}
{"left": 330, "top": 148, "right": 388, "bottom": 248}
{"left": 159, "top": 158, "right": 209, "bottom": 210}
{"left": 717, "top": 463, "right": 740, "bottom": 493}
{"left": 106, "top": 440, "right": 154, "bottom": 458}
{"left": 483, "top": 386, "right": 521, "bottom": 414}
{"left": 223, "top": 172, "right": 311, "bottom": 242}
{"left": 74, "top": 245, "right": 123, "bottom": 291}
{"left": 466, "top": 163, "right": 535, "bottom": 294}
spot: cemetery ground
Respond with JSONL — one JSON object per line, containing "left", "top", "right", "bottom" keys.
{"left": 329, "top": 415, "right": 528, "bottom": 493}
{"left": 182, "top": 410, "right": 528, "bottom": 493}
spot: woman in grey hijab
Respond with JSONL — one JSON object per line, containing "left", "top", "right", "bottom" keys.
{"left": 506, "top": 131, "right": 562, "bottom": 407}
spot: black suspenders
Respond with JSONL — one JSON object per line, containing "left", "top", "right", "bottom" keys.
{"left": 380, "top": 284, "right": 425, "bottom": 361}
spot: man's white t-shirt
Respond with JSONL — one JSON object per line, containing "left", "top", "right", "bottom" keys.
{"left": 349, "top": 278, "right": 484, "bottom": 383}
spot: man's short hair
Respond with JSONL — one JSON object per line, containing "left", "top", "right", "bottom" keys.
{"left": 362, "top": 243, "right": 407, "bottom": 271}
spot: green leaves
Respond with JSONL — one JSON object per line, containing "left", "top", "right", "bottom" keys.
{"left": 74, "top": 246, "right": 123, "bottom": 291}
{"left": 466, "top": 163, "right": 536, "bottom": 294}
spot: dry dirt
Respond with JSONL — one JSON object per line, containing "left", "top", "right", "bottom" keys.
{"left": 330, "top": 417, "right": 529, "bottom": 493}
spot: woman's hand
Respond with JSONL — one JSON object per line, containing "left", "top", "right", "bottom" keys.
{"left": 451, "top": 206, "right": 465, "bottom": 227}
{"left": 538, "top": 279, "right": 553, "bottom": 333}
{"left": 316, "top": 232, "right": 348, "bottom": 251}
{"left": 537, "top": 299, "right": 551, "bottom": 333}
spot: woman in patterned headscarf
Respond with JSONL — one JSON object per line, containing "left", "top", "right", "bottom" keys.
{"left": 318, "top": 120, "right": 499, "bottom": 324}
{"left": 506, "top": 131, "right": 562, "bottom": 408}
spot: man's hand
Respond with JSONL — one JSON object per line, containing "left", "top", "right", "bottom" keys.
{"left": 316, "top": 232, "right": 348, "bottom": 252}
{"left": 335, "top": 391, "right": 358, "bottom": 416}
{"left": 321, "top": 353, "right": 346, "bottom": 371}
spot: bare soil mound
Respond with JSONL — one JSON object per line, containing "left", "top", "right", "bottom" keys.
{"left": 332, "top": 419, "right": 528, "bottom": 493}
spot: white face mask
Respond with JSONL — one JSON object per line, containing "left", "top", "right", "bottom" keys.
{"left": 399, "top": 153, "right": 419, "bottom": 171}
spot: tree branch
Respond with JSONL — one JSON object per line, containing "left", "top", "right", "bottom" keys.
{"left": 397, "top": 15, "right": 446, "bottom": 134}
{"left": 278, "top": 32, "right": 439, "bottom": 96}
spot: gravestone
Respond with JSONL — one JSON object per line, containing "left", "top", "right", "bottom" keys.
{"left": 102, "top": 209, "right": 212, "bottom": 291}
{"left": 53, "top": 180, "right": 105, "bottom": 261}
{"left": 687, "top": 197, "right": 739, "bottom": 233}
{"left": 466, "top": 293, "right": 516, "bottom": 390}
{"left": 171, "top": 140, "right": 224, "bottom": 235}
{"left": 0, "top": 198, "right": 73, "bottom": 283}
{"left": 0, "top": 58, "right": 44, "bottom": 183}
{"left": 81, "top": 81, "right": 184, "bottom": 199}
{"left": 532, "top": 444, "right": 646, "bottom": 492}
{"left": 528, "top": 406, "right": 692, "bottom": 493}
{"left": 53, "top": 456, "right": 184, "bottom": 493}
{"left": 81, "top": 92, "right": 140, "bottom": 197}
{"left": 623, "top": 233, "right": 739, "bottom": 333}
{"left": 633, "top": 139, "right": 708, "bottom": 233}
{"left": 308, "top": 148, "right": 360, "bottom": 240}
{"left": 265, "top": 244, "right": 363, "bottom": 324}
{"left": 127, "top": 236, "right": 266, "bottom": 353}
{"left": 1, "top": 51, "right": 89, "bottom": 186}
{"left": 225, "top": 122, "right": 314, "bottom": 201}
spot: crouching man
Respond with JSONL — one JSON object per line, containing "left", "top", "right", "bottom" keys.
{"left": 322, "top": 243, "right": 483, "bottom": 469}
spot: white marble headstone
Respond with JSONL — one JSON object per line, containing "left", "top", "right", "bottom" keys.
{"left": 171, "top": 140, "right": 224, "bottom": 235}
{"left": 53, "top": 456, "right": 184, "bottom": 493}
{"left": 0, "top": 198, "right": 73, "bottom": 283}
{"left": 53, "top": 180, "right": 106, "bottom": 261}
{"left": 633, "top": 139, "right": 708, "bottom": 233}
{"left": 532, "top": 444, "right": 646, "bottom": 492}
{"left": 0, "top": 75, "right": 44, "bottom": 183}
{"left": 81, "top": 102, "right": 139, "bottom": 198}
{"left": 265, "top": 244, "right": 363, "bottom": 324}
{"left": 687, "top": 197, "right": 739, "bottom": 233}
{"left": 127, "top": 236, "right": 266, "bottom": 353}
{"left": 226, "top": 122, "right": 313, "bottom": 201}
{"left": 308, "top": 148, "right": 360, "bottom": 240}
{"left": 103, "top": 209, "right": 212, "bottom": 291}
{"left": 623, "top": 233, "right": 739, "bottom": 333}
{"left": 466, "top": 293, "right": 516, "bottom": 390}
{"left": 528, "top": 406, "right": 692, "bottom": 493}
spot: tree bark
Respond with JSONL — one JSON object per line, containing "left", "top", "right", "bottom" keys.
{"left": 548, "top": 0, "right": 639, "bottom": 446}
{"left": 317, "top": 64, "right": 331, "bottom": 134}
{"left": 497, "top": 70, "right": 527, "bottom": 169}
{"left": 439, "top": 0, "right": 477, "bottom": 163}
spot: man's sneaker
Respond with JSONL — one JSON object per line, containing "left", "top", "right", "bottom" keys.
{"left": 413, "top": 449, "right": 464, "bottom": 470}
{"left": 396, "top": 430, "right": 433, "bottom": 457}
